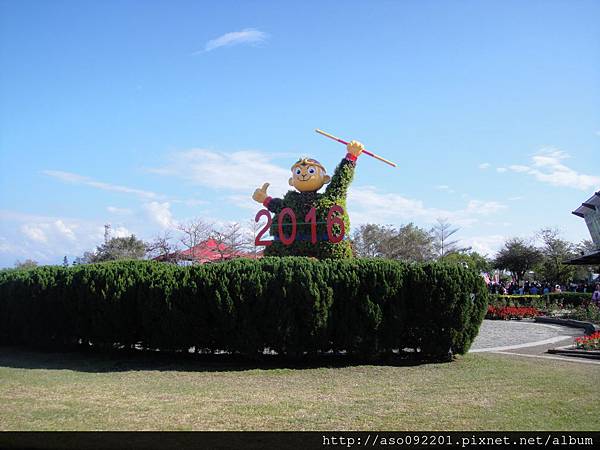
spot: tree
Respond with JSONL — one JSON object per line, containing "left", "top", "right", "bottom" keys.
{"left": 442, "top": 251, "right": 492, "bottom": 273}
{"left": 75, "top": 235, "right": 147, "bottom": 264}
{"left": 352, "top": 223, "right": 435, "bottom": 262}
{"left": 431, "top": 218, "right": 470, "bottom": 258}
{"left": 576, "top": 239, "right": 597, "bottom": 256}
{"left": 73, "top": 251, "right": 96, "bottom": 265}
{"left": 493, "top": 238, "right": 543, "bottom": 282}
{"left": 246, "top": 218, "right": 266, "bottom": 257}
{"left": 211, "top": 222, "right": 247, "bottom": 261}
{"left": 573, "top": 239, "right": 600, "bottom": 281}
{"left": 92, "top": 235, "right": 147, "bottom": 262}
{"left": 352, "top": 224, "right": 395, "bottom": 258}
{"left": 536, "top": 228, "right": 576, "bottom": 285}
{"left": 14, "top": 259, "right": 38, "bottom": 269}
{"left": 146, "top": 231, "right": 181, "bottom": 263}
{"left": 385, "top": 223, "right": 436, "bottom": 262}
{"left": 178, "top": 219, "right": 212, "bottom": 253}
{"left": 62, "top": 256, "right": 69, "bottom": 268}
{"left": 104, "top": 224, "right": 111, "bottom": 244}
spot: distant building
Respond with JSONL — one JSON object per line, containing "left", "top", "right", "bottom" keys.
{"left": 567, "top": 191, "right": 600, "bottom": 265}
{"left": 153, "top": 238, "right": 261, "bottom": 265}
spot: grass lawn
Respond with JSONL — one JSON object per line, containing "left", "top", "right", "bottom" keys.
{"left": 0, "top": 347, "right": 598, "bottom": 431}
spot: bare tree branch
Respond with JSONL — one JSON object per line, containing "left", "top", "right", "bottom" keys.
{"left": 211, "top": 222, "right": 246, "bottom": 261}
{"left": 178, "top": 219, "right": 212, "bottom": 252}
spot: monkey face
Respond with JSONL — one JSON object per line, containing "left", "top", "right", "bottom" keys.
{"left": 289, "top": 159, "right": 331, "bottom": 192}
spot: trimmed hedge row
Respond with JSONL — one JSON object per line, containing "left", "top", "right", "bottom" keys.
{"left": 490, "top": 293, "right": 591, "bottom": 309}
{"left": 0, "top": 258, "right": 488, "bottom": 359}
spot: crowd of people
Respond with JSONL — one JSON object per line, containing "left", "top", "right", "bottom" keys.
{"left": 487, "top": 280, "right": 599, "bottom": 295}
{"left": 487, "top": 280, "right": 600, "bottom": 306}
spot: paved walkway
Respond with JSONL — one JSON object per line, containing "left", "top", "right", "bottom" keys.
{"left": 470, "top": 319, "right": 600, "bottom": 365}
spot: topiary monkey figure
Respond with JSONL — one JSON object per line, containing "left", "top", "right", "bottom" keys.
{"left": 252, "top": 140, "right": 364, "bottom": 259}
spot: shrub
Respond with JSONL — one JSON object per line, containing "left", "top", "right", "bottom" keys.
{"left": 0, "top": 258, "right": 488, "bottom": 359}
{"left": 490, "top": 292, "right": 590, "bottom": 309}
{"left": 566, "top": 304, "right": 600, "bottom": 325}
{"left": 547, "top": 292, "right": 593, "bottom": 307}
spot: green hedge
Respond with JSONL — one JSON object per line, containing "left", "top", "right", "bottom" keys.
{"left": 0, "top": 258, "right": 488, "bottom": 359}
{"left": 490, "top": 292, "right": 591, "bottom": 309}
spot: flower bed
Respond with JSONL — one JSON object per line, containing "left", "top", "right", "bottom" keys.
{"left": 486, "top": 305, "right": 540, "bottom": 320}
{"left": 538, "top": 304, "right": 600, "bottom": 326}
{"left": 565, "top": 304, "right": 600, "bottom": 325}
{"left": 575, "top": 332, "right": 600, "bottom": 351}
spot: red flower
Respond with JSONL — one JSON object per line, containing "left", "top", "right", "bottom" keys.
{"left": 486, "top": 305, "right": 540, "bottom": 320}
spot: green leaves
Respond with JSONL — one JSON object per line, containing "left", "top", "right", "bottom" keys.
{"left": 0, "top": 258, "right": 488, "bottom": 359}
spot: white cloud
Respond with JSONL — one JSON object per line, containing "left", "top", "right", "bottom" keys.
{"left": 143, "top": 202, "right": 176, "bottom": 229}
{"left": 19, "top": 218, "right": 90, "bottom": 246}
{"left": 20, "top": 220, "right": 76, "bottom": 245}
{"left": 54, "top": 220, "right": 76, "bottom": 240}
{"left": 227, "top": 194, "right": 261, "bottom": 212}
{"left": 483, "top": 221, "right": 512, "bottom": 227}
{"left": 148, "top": 148, "right": 291, "bottom": 199}
{"left": 461, "top": 234, "right": 506, "bottom": 257}
{"left": 347, "top": 186, "right": 507, "bottom": 228}
{"left": 478, "top": 163, "right": 491, "bottom": 169}
{"left": 111, "top": 226, "right": 132, "bottom": 238}
{"left": 201, "top": 28, "right": 269, "bottom": 53}
{"left": 507, "top": 148, "right": 600, "bottom": 191}
{"left": 107, "top": 206, "right": 132, "bottom": 215}
{"left": 1, "top": 210, "right": 139, "bottom": 266}
{"left": 43, "top": 170, "right": 161, "bottom": 200}
{"left": 0, "top": 237, "right": 10, "bottom": 253}
{"left": 21, "top": 224, "right": 48, "bottom": 243}
{"left": 172, "top": 198, "right": 208, "bottom": 207}
{"left": 465, "top": 200, "right": 507, "bottom": 215}
{"left": 496, "top": 167, "right": 507, "bottom": 173}
{"left": 0, "top": 236, "right": 24, "bottom": 255}
{"left": 508, "top": 165, "right": 529, "bottom": 173}
{"left": 435, "top": 185, "right": 455, "bottom": 193}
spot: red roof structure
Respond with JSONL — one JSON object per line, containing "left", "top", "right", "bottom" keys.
{"left": 154, "top": 238, "right": 261, "bottom": 264}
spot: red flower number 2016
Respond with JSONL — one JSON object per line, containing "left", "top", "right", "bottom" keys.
{"left": 254, "top": 206, "right": 345, "bottom": 246}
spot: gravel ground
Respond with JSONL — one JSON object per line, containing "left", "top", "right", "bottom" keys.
{"left": 470, "top": 319, "right": 583, "bottom": 352}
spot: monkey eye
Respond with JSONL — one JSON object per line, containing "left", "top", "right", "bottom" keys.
{"left": 295, "top": 168, "right": 302, "bottom": 175}
{"left": 308, "top": 167, "right": 316, "bottom": 174}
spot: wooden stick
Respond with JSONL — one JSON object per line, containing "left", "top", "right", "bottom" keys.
{"left": 315, "top": 129, "right": 397, "bottom": 167}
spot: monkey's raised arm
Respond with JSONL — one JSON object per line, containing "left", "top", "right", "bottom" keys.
{"left": 324, "top": 156, "right": 356, "bottom": 202}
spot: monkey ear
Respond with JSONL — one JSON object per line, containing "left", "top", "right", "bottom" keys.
{"left": 288, "top": 177, "right": 294, "bottom": 186}
{"left": 323, "top": 175, "right": 331, "bottom": 184}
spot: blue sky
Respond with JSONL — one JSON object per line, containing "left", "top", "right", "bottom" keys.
{"left": 1, "top": 0, "right": 599, "bottom": 267}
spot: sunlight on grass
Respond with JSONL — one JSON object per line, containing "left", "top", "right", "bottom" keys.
{"left": 0, "top": 348, "right": 598, "bottom": 431}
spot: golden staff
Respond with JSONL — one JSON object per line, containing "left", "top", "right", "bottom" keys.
{"left": 315, "top": 129, "right": 397, "bottom": 168}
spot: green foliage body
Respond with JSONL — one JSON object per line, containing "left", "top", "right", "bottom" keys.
{"left": 0, "top": 258, "right": 488, "bottom": 359}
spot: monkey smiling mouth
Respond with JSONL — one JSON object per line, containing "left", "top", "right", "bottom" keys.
{"left": 298, "top": 175, "right": 314, "bottom": 181}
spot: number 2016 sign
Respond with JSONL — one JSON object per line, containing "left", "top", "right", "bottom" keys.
{"left": 255, "top": 206, "right": 345, "bottom": 246}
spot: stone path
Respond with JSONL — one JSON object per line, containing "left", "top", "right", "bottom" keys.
{"left": 470, "top": 319, "right": 600, "bottom": 365}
